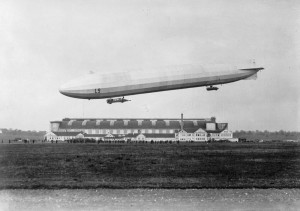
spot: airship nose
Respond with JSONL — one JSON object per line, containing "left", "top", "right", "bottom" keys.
{"left": 59, "top": 83, "right": 70, "bottom": 96}
{"left": 59, "top": 76, "right": 92, "bottom": 99}
{"left": 59, "top": 87, "right": 65, "bottom": 95}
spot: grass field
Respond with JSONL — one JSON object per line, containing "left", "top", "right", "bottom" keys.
{"left": 0, "top": 142, "right": 299, "bottom": 189}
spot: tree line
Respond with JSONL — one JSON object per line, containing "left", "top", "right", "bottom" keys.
{"left": 233, "top": 130, "right": 300, "bottom": 141}
{"left": 0, "top": 128, "right": 46, "bottom": 141}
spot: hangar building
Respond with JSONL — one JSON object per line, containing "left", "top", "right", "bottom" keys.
{"left": 45, "top": 114, "right": 234, "bottom": 142}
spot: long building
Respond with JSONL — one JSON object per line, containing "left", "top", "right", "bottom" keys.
{"left": 45, "top": 115, "right": 235, "bottom": 142}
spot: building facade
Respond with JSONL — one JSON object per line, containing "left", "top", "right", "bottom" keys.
{"left": 45, "top": 115, "right": 234, "bottom": 142}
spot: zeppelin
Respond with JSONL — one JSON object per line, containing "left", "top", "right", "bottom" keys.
{"left": 59, "top": 64, "right": 264, "bottom": 103}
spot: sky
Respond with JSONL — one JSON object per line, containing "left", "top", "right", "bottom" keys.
{"left": 0, "top": 0, "right": 299, "bottom": 132}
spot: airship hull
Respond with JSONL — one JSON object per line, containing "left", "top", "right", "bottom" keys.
{"left": 59, "top": 65, "right": 263, "bottom": 99}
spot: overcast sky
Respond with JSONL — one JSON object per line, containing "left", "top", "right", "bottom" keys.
{"left": 0, "top": 0, "right": 299, "bottom": 132}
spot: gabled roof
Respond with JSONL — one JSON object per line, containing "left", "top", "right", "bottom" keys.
{"left": 194, "top": 128, "right": 207, "bottom": 133}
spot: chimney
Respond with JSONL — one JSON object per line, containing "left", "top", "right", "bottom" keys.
{"left": 180, "top": 113, "right": 184, "bottom": 131}
{"left": 211, "top": 117, "right": 216, "bottom": 123}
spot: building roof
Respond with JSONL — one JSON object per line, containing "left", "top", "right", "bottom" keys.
{"left": 84, "top": 134, "right": 106, "bottom": 138}
{"left": 57, "top": 118, "right": 215, "bottom": 130}
{"left": 178, "top": 124, "right": 228, "bottom": 134}
{"left": 52, "top": 132, "right": 83, "bottom": 136}
{"left": 206, "top": 129, "right": 227, "bottom": 134}
{"left": 144, "top": 133, "right": 175, "bottom": 138}
{"left": 104, "top": 137, "right": 125, "bottom": 140}
{"left": 121, "top": 133, "right": 176, "bottom": 138}
{"left": 50, "top": 121, "right": 62, "bottom": 123}
{"left": 125, "top": 133, "right": 140, "bottom": 138}
{"left": 183, "top": 128, "right": 200, "bottom": 133}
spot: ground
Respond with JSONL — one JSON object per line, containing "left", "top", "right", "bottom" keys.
{"left": 0, "top": 142, "right": 299, "bottom": 189}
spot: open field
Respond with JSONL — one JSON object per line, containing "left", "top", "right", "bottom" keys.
{"left": 0, "top": 142, "right": 299, "bottom": 189}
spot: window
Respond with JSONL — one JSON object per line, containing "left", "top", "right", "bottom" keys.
{"left": 148, "top": 129, "right": 153, "bottom": 133}
{"left": 162, "top": 130, "right": 166, "bottom": 134}
{"left": 113, "top": 130, "right": 117, "bottom": 134}
{"left": 120, "top": 130, "right": 124, "bottom": 134}
{"left": 127, "top": 129, "right": 131, "bottom": 134}
{"left": 169, "top": 129, "right": 174, "bottom": 133}
{"left": 106, "top": 130, "right": 110, "bottom": 134}
{"left": 92, "top": 130, "right": 96, "bottom": 134}
{"left": 155, "top": 129, "right": 159, "bottom": 134}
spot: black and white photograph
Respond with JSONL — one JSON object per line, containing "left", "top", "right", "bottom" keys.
{"left": 0, "top": 0, "right": 299, "bottom": 210}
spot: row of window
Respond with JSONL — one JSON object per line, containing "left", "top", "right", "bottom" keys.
{"left": 64, "top": 121, "right": 176, "bottom": 127}
{"left": 195, "top": 138, "right": 206, "bottom": 141}
{"left": 59, "top": 129, "right": 175, "bottom": 134}
{"left": 48, "top": 136, "right": 76, "bottom": 140}
{"left": 220, "top": 133, "right": 232, "bottom": 137}
{"left": 195, "top": 133, "right": 206, "bottom": 136}
{"left": 211, "top": 133, "right": 232, "bottom": 138}
{"left": 179, "top": 137, "right": 207, "bottom": 141}
{"left": 180, "top": 133, "right": 206, "bottom": 137}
